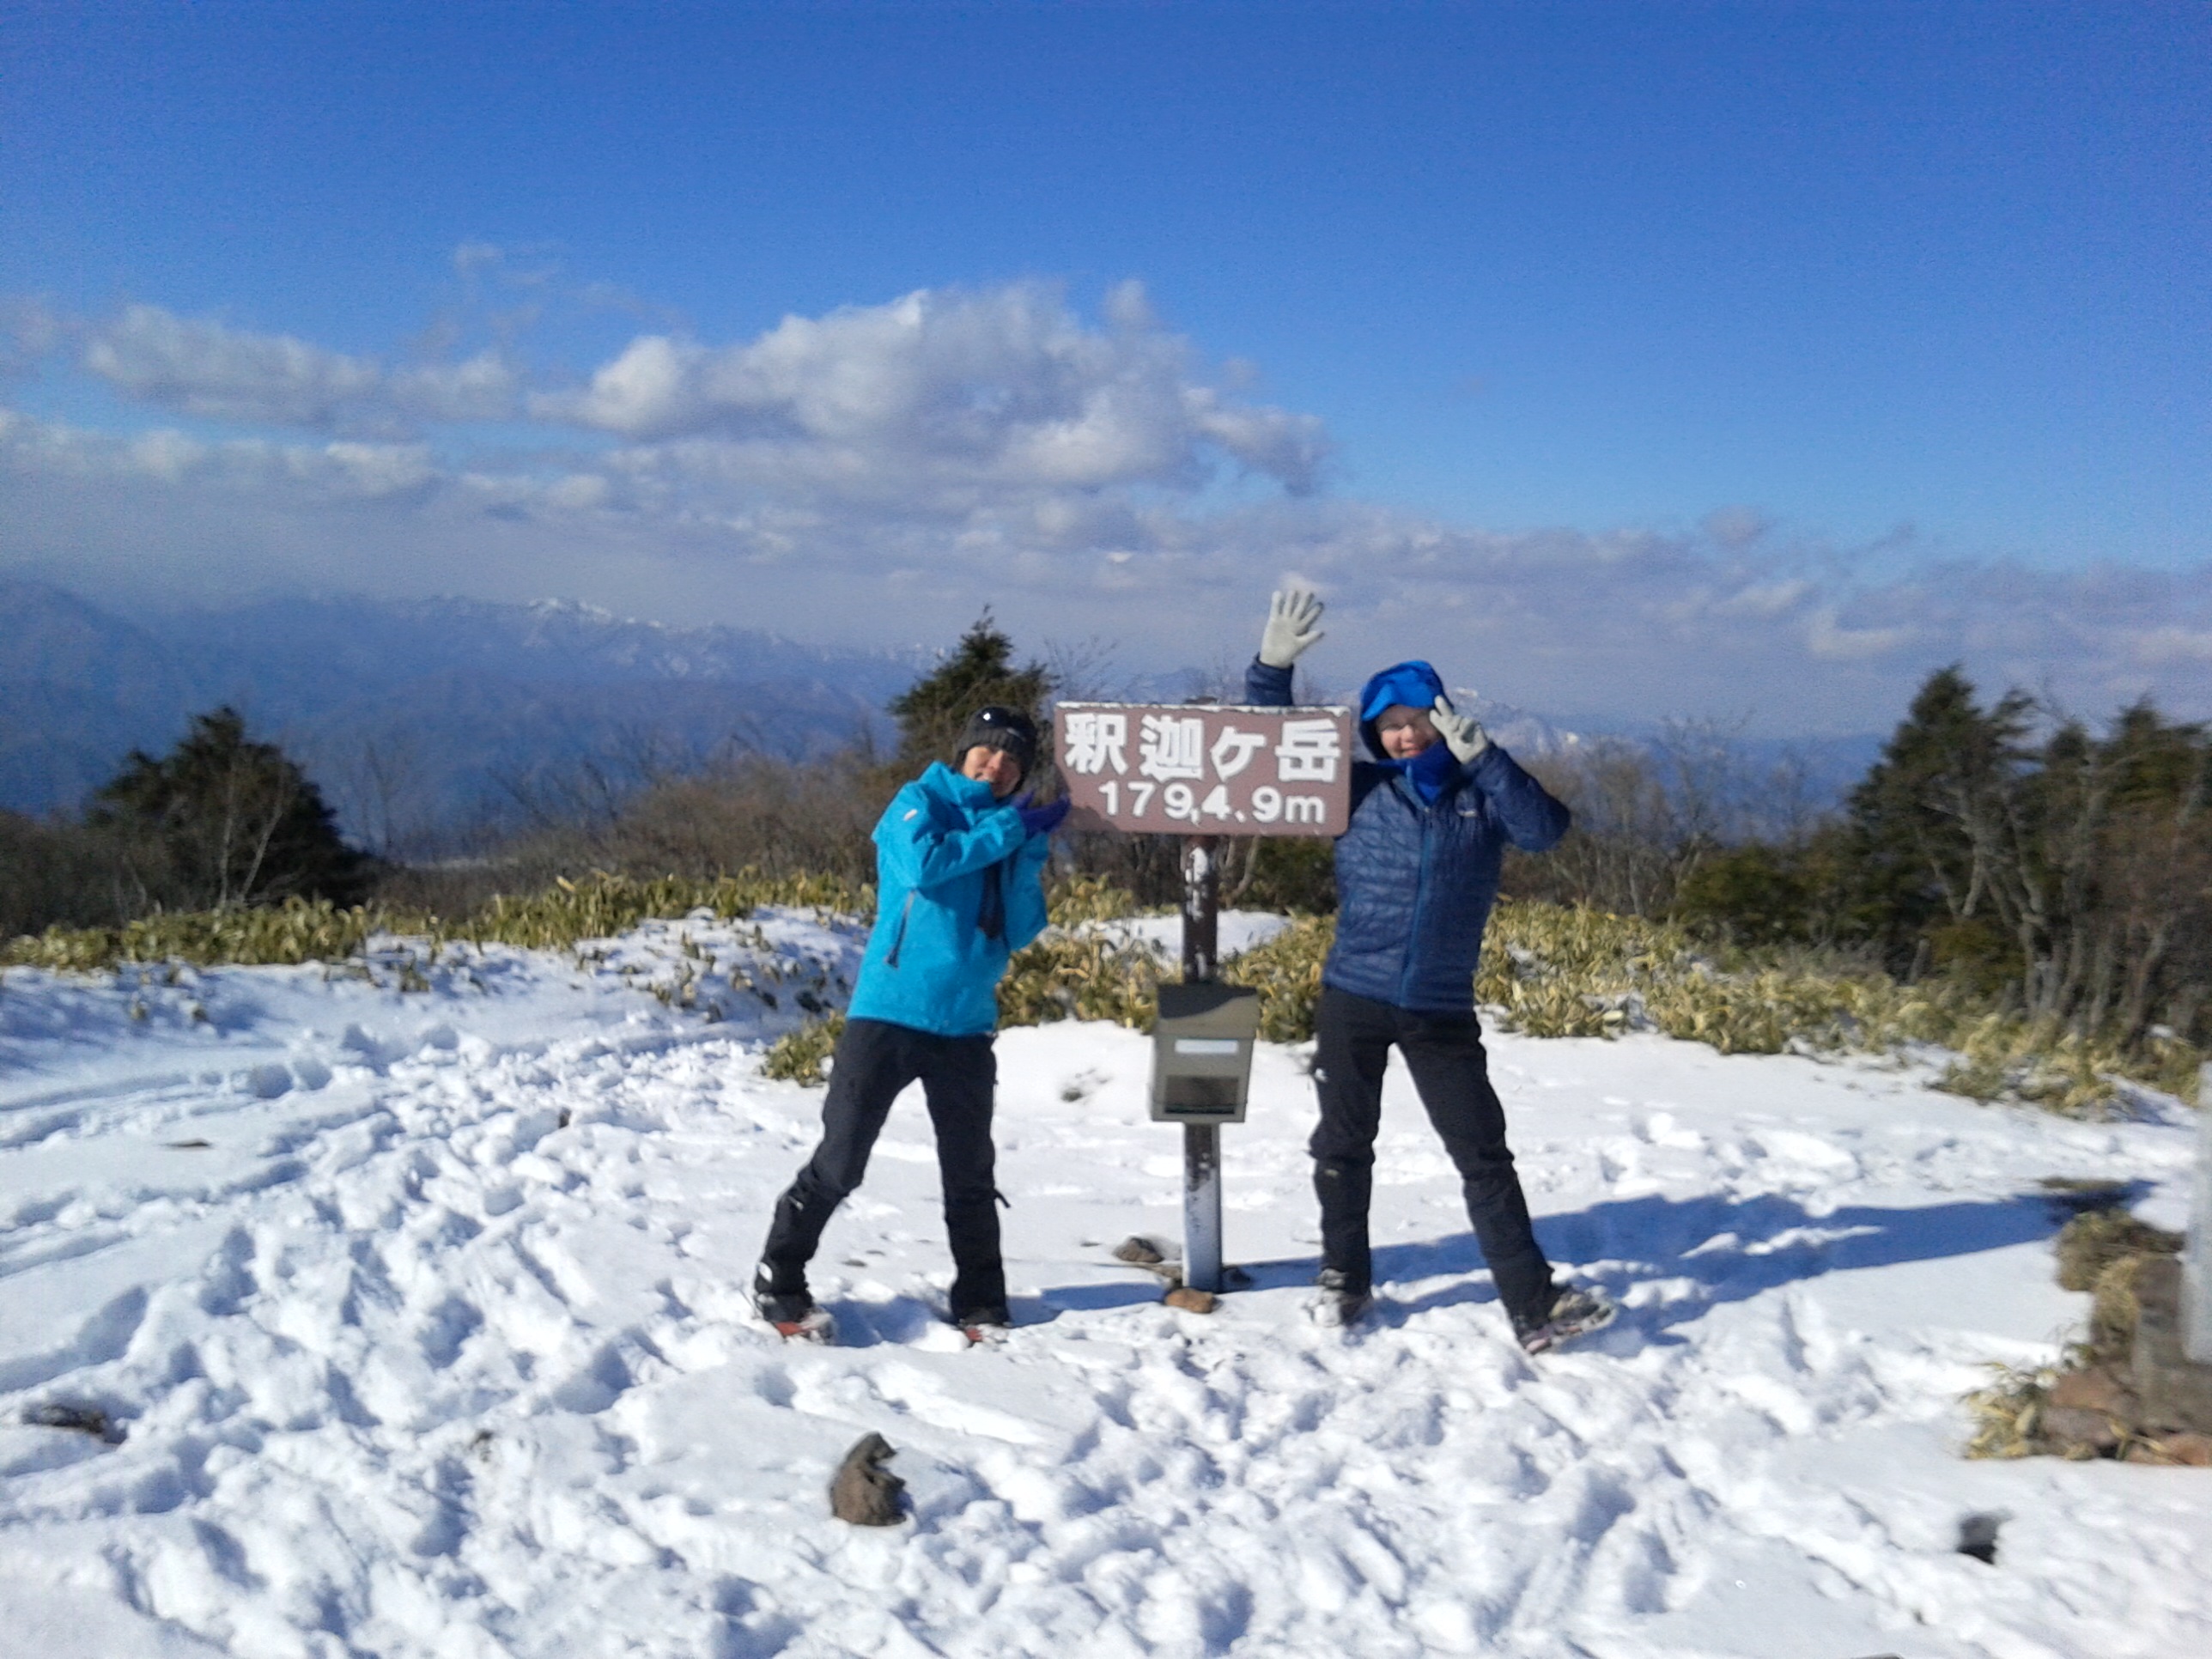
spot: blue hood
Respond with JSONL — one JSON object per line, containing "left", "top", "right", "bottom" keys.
{"left": 1357, "top": 659, "right": 1449, "bottom": 757}
{"left": 1245, "top": 652, "right": 1573, "bottom": 1013}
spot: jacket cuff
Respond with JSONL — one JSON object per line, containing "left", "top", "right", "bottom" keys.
{"left": 1244, "top": 656, "right": 1295, "bottom": 704}
{"left": 1464, "top": 742, "right": 1516, "bottom": 785}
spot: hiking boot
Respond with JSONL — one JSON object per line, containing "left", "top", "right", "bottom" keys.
{"left": 753, "top": 1264, "right": 829, "bottom": 1338}
{"left": 1309, "top": 1267, "right": 1372, "bottom": 1328}
{"left": 952, "top": 1304, "right": 1012, "bottom": 1344}
{"left": 1516, "top": 1285, "right": 1616, "bottom": 1355}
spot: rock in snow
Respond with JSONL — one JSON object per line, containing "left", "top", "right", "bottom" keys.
{"left": 829, "top": 1431, "right": 906, "bottom": 1527}
{"left": 0, "top": 907, "right": 2208, "bottom": 1656}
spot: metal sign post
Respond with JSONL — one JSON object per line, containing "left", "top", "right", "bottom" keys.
{"left": 1182, "top": 836, "right": 1223, "bottom": 1292}
{"left": 2188, "top": 1062, "right": 2212, "bottom": 1363}
{"left": 1054, "top": 702, "right": 1351, "bottom": 1298}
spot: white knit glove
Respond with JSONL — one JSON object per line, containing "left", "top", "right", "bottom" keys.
{"left": 1431, "top": 696, "right": 1490, "bottom": 764}
{"left": 1258, "top": 586, "right": 1325, "bottom": 669}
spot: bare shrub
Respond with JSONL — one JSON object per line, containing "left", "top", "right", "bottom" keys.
{"left": 367, "top": 856, "right": 557, "bottom": 921}
{"left": 1512, "top": 739, "right": 1682, "bottom": 914}
{"left": 1511, "top": 723, "right": 1831, "bottom": 919}
{"left": 593, "top": 753, "right": 890, "bottom": 888}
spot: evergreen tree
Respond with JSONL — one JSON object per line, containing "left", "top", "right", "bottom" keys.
{"left": 885, "top": 611, "right": 1054, "bottom": 777}
{"left": 1843, "top": 665, "right": 2032, "bottom": 973}
{"left": 1671, "top": 842, "right": 1816, "bottom": 946}
{"left": 1592, "top": 661, "right": 2209, "bottom": 1048}
{"left": 91, "top": 707, "right": 368, "bottom": 910}
{"left": 2100, "top": 699, "right": 2210, "bottom": 811}
{"left": 2041, "top": 702, "right": 2211, "bottom": 1036}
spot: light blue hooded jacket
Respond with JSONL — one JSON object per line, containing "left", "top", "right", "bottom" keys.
{"left": 846, "top": 762, "right": 1054, "bottom": 1037}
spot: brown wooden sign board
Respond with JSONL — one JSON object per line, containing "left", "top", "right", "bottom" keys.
{"left": 1053, "top": 702, "right": 1353, "bottom": 837}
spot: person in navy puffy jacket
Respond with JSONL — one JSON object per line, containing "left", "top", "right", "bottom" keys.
{"left": 1246, "top": 587, "right": 1615, "bottom": 1352}
{"left": 753, "top": 706, "right": 1069, "bottom": 1340}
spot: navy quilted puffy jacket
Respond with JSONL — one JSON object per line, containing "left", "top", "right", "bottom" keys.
{"left": 1246, "top": 658, "right": 1571, "bottom": 1012}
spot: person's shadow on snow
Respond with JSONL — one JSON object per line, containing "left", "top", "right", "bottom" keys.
{"left": 1020, "top": 1183, "right": 2122, "bottom": 1347}
{"left": 1365, "top": 1183, "right": 2117, "bottom": 1348}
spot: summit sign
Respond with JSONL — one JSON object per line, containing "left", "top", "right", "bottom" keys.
{"left": 1053, "top": 702, "right": 1353, "bottom": 837}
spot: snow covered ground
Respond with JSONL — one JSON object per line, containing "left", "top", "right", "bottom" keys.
{"left": 1, "top": 908, "right": 2206, "bottom": 1658}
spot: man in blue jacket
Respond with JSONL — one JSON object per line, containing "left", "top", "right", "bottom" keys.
{"left": 1248, "top": 586, "right": 1614, "bottom": 1352}
{"left": 754, "top": 706, "right": 1069, "bottom": 1341}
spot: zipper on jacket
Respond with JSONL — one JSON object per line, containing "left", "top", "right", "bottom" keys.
{"left": 883, "top": 890, "right": 918, "bottom": 968}
{"left": 1397, "top": 777, "right": 1432, "bottom": 1007}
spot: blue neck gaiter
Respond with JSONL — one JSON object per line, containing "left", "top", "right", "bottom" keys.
{"left": 1383, "top": 740, "right": 1461, "bottom": 804}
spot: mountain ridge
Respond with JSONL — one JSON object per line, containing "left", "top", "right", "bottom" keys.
{"left": 2, "top": 581, "right": 1881, "bottom": 853}
{"left": 0, "top": 582, "right": 923, "bottom": 846}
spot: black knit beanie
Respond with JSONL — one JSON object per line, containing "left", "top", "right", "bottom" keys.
{"left": 954, "top": 705, "right": 1039, "bottom": 785}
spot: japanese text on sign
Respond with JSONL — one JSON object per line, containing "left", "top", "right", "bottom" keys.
{"left": 1053, "top": 703, "right": 1352, "bottom": 837}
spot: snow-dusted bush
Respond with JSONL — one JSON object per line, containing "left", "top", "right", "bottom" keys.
{"left": 1043, "top": 872, "right": 1141, "bottom": 926}
{"left": 2, "top": 869, "right": 868, "bottom": 970}
{"left": 763, "top": 1012, "right": 846, "bottom": 1085}
{"left": 10, "top": 870, "right": 2195, "bottom": 1114}
{"left": 998, "top": 933, "right": 1162, "bottom": 1029}
{"left": 1222, "top": 914, "right": 1331, "bottom": 1042}
{"left": 457, "top": 870, "right": 865, "bottom": 949}
{"left": 2, "top": 894, "right": 388, "bottom": 970}
{"left": 1195, "top": 901, "right": 2202, "bottom": 1113}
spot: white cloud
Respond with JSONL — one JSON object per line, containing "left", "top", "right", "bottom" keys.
{"left": 7, "top": 279, "right": 2210, "bottom": 736}
{"left": 386, "top": 352, "right": 521, "bottom": 422}
{"left": 81, "top": 305, "right": 519, "bottom": 432}
{"left": 1701, "top": 504, "right": 1771, "bottom": 549}
{"left": 86, "top": 305, "right": 382, "bottom": 426}
{"left": 1716, "top": 579, "right": 1811, "bottom": 617}
{"left": 0, "top": 408, "right": 446, "bottom": 503}
{"left": 1, "top": 296, "right": 64, "bottom": 378}
{"left": 62, "top": 283, "right": 1320, "bottom": 504}
{"left": 2130, "top": 627, "right": 2212, "bottom": 665}
{"left": 1102, "top": 278, "right": 1159, "bottom": 332}
{"left": 311, "top": 442, "right": 440, "bottom": 498}
{"left": 453, "top": 241, "right": 505, "bottom": 276}
{"left": 126, "top": 428, "right": 208, "bottom": 483}
{"left": 8, "top": 386, "right": 2208, "bottom": 732}
{"left": 544, "top": 472, "right": 612, "bottom": 511}
{"left": 1805, "top": 608, "right": 1919, "bottom": 660}
{"left": 537, "top": 283, "right": 1327, "bottom": 496}
{"left": 549, "top": 335, "right": 702, "bottom": 438}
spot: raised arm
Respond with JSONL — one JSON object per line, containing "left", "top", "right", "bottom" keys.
{"left": 1245, "top": 584, "right": 1324, "bottom": 706}
{"left": 873, "top": 784, "right": 1030, "bottom": 891}
{"left": 1465, "top": 746, "right": 1572, "bottom": 852}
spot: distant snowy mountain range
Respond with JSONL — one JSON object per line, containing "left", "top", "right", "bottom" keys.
{"left": 0, "top": 581, "right": 923, "bottom": 849}
{"left": 1444, "top": 685, "right": 1587, "bottom": 761}
{"left": 0, "top": 581, "right": 1880, "bottom": 853}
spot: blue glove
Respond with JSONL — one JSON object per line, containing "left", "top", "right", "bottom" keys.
{"left": 1018, "top": 795, "right": 1071, "bottom": 837}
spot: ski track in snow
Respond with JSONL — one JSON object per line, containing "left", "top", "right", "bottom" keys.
{"left": 0, "top": 908, "right": 2205, "bottom": 1657}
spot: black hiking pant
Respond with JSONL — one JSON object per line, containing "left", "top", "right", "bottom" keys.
{"left": 758, "top": 1016, "right": 1005, "bottom": 1318}
{"left": 1310, "top": 986, "right": 1555, "bottom": 1326}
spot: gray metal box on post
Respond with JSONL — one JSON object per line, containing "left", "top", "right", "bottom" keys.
{"left": 1151, "top": 983, "right": 1261, "bottom": 1123}
{"left": 2187, "top": 1061, "right": 2212, "bottom": 1364}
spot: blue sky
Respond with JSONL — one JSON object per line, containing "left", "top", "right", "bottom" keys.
{"left": 3, "top": 1, "right": 2206, "bottom": 733}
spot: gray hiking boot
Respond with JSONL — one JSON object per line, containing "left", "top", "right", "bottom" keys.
{"left": 753, "top": 1265, "right": 832, "bottom": 1340}
{"left": 1309, "top": 1267, "right": 1372, "bottom": 1328}
{"left": 1515, "top": 1285, "right": 1616, "bottom": 1355}
{"left": 952, "top": 1304, "right": 1012, "bottom": 1344}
